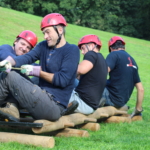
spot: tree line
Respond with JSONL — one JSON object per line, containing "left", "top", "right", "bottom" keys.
{"left": 1, "top": 0, "right": 150, "bottom": 40}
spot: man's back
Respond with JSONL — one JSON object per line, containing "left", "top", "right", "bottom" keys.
{"left": 75, "top": 51, "right": 108, "bottom": 110}
{"left": 106, "top": 50, "right": 141, "bottom": 107}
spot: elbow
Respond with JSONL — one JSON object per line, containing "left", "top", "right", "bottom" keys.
{"left": 138, "top": 86, "right": 144, "bottom": 94}
{"left": 77, "top": 70, "right": 84, "bottom": 76}
{"left": 77, "top": 71, "right": 81, "bottom": 76}
{"left": 140, "top": 87, "right": 144, "bottom": 94}
{"left": 53, "top": 76, "right": 69, "bottom": 88}
{"left": 136, "top": 82, "right": 144, "bottom": 94}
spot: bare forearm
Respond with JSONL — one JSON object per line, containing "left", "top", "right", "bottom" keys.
{"left": 136, "top": 91, "right": 144, "bottom": 110}
{"left": 135, "top": 82, "right": 144, "bottom": 110}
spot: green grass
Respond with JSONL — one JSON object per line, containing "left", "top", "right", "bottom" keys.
{"left": 0, "top": 6, "right": 150, "bottom": 150}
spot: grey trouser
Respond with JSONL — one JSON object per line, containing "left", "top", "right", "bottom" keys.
{"left": 0, "top": 71, "right": 64, "bottom": 121}
{"left": 0, "top": 74, "right": 35, "bottom": 107}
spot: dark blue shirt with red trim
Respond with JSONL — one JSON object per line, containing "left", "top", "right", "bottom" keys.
{"left": 106, "top": 50, "right": 140, "bottom": 107}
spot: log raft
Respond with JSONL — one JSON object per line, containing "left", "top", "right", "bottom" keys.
{"left": 32, "top": 106, "right": 128, "bottom": 134}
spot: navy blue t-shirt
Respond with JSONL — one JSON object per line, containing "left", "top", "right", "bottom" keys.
{"left": 75, "top": 51, "right": 108, "bottom": 110}
{"left": 14, "top": 41, "right": 80, "bottom": 108}
{"left": 106, "top": 50, "right": 140, "bottom": 107}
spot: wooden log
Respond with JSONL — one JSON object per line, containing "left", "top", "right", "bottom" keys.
{"left": 78, "top": 123, "right": 100, "bottom": 131}
{"left": 50, "top": 128, "right": 89, "bottom": 137}
{"left": 32, "top": 113, "right": 97, "bottom": 134}
{"left": 88, "top": 110, "right": 109, "bottom": 119}
{"left": 64, "top": 123, "right": 75, "bottom": 128}
{"left": 32, "top": 120, "right": 73, "bottom": 134}
{"left": 88, "top": 106, "right": 127, "bottom": 119}
{"left": 0, "top": 132, "right": 55, "bottom": 148}
{"left": 104, "top": 116, "right": 131, "bottom": 123}
{"left": 116, "top": 105, "right": 129, "bottom": 111}
{"left": 117, "top": 114, "right": 143, "bottom": 122}
{"left": 32, "top": 106, "right": 128, "bottom": 134}
{"left": 131, "top": 115, "right": 143, "bottom": 121}
{"left": 122, "top": 114, "right": 143, "bottom": 121}
{"left": 84, "top": 118, "right": 97, "bottom": 123}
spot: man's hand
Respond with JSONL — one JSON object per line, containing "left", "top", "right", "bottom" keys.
{"left": 0, "top": 56, "right": 16, "bottom": 72}
{"left": 130, "top": 108, "right": 143, "bottom": 118}
{"left": 21, "top": 65, "right": 41, "bottom": 77}
{"left": 0, "top": 60, "right": 12, "bottom": 72}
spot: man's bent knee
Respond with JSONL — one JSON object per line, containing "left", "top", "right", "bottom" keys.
{"left": 7, "top": 71, "right": 22, "bottom": 82}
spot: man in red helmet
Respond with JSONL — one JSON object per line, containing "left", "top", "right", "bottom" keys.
{"left": 68, "top": 34, "right": 107, "bottom": 115}
{"left": 0, "top": 30, "right": 38, "bottom": 107}
{"left": 100, "top": 36, "right": 144, "bottom": 118}
{"left": 0, "top": 30, "right": 37, "bottom": 60}
{"left": 0, "top": 13, "right": 80, "bottom": 121}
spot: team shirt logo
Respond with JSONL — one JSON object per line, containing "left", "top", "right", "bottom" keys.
{"left": 127, "top": 57, "right": 137, "bottom": 69}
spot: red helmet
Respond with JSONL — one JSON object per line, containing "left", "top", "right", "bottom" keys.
{"left": 78, "top": 34, "right": 102, "bottom": 49}
{"left": 17, "top": 30, "right": 38, "bottom": 47}
{"left": 108, "top": 36, "right": 125, "bottom": 47}
{"left": 41, "top": 13, "right": 67, "bottom": 30}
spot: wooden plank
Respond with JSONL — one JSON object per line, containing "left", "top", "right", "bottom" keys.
{"left": 49, "top": 128, "right": 89, "bottom": 137}
{"left": 77, "top": 123, "right": 100, "bottom": 131}
{"left": 0, "top": 132, "right": 55, "bottom": 148}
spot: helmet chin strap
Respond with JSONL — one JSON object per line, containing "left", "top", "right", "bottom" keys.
{"left": 52, "top": 26, "right": 62, "bottom": 49}
{"left": 85, "top": 44, "right": 90, "bottom": 52}
{"left": 85, "top": 44, "right": 97, "bottom": 52}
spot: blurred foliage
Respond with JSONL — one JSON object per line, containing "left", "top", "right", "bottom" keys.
{"left": 0, "top": 0, "right": 150, "bottom": 40}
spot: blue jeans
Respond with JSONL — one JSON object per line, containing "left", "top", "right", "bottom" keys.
{"left": 69, "top": 90, "right": 94, "bottom": 115}
{"left": 99, "top": 88, "right": 115, "bottom": 107}
{"left": 73, "top": 78, "right": 79, "bottom": 88}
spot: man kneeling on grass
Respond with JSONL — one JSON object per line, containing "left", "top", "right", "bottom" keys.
{"left": 68, "top": 34, "right": 108, "bottom": 115}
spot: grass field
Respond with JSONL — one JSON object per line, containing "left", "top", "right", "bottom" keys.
{"left": 0, "top": 6, "right": 150, "bottom": 150}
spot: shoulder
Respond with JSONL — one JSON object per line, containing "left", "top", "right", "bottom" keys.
{"left": 63, "top": 42, "right": 80, "bottom": 55}
{"left": 65, "top": 42, "right": 79, "bottom": 50}
{"left": 85, "top": 51, "right": 98, "bottom": 58}
{"left": 0, "top": 44, "right": 12, "bottom": 50}
{"left": 106, "top": 51, "right": 120, "bottom": 60}
{"left": 32, "top": 40, "right": 49, "bottom": 52}
{"left": 36, "top": 40, "right": 47, "bottom": 47}
{"left": 84, "top": 51, "right": 98, "bottom": 64}
{"left": 0, "top": 44, "right": 14, "bottom": 54}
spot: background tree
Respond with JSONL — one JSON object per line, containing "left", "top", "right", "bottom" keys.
{"left": 0, "top": 0, "right": 150, "bottom": 40}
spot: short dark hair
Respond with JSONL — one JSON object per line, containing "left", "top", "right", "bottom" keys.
{"left": 13, "top": 37, "right": 21, "bottom": 47}
{"left": 110, "top": 40, "right": 125, "bottom": 50}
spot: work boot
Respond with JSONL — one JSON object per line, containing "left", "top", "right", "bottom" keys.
{"left": 62, "top": 100, "right": 79, "bottom": 116}
{"left": 0, "top": 102, "right": 20, "bottom": 119}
